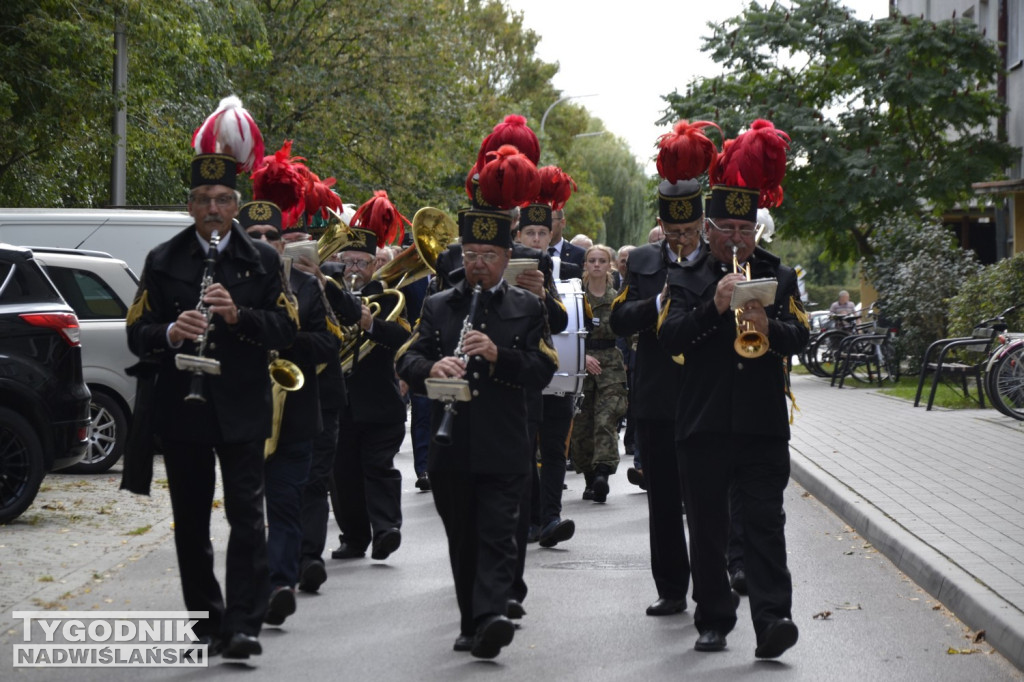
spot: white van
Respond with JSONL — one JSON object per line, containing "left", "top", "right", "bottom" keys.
{"left": 0, "top": 208, "right": 192, "bottom": 277}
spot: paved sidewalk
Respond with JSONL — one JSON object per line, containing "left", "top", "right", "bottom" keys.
{"left": 788, "top": 372, "right": 1024, "bottom": 671}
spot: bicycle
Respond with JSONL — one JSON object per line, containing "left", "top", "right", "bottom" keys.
{"left": 982, "top": 304, "right": 1024, "bottom": 420}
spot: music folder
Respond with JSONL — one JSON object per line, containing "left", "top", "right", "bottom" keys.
{"left": 730, "top": 278, "right": 777, "bottom": 310}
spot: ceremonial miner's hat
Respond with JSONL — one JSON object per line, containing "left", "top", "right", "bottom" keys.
{"left": 238, "top": 200, "right": 282, "bottom": 230}
{"left": 708, "top": 119, "right": 790, "bottom": 222}
{"left": 657, "top": 179, "right": 703, "bottom": 224}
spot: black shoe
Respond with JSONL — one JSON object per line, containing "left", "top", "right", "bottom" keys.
{"left": 222, "top": 632, "right": 262, "bottom": 659}
{"left": 646, "top": 597, "right": 687, "bottom": 616}
{"left": 371, "top": 528, "right": 401, "bottom": 560}
{"left": 194, "top": 635, "right": 224, "bottom": 658}
{"left": 538, "top": 518, "right": 575, "bottom": 548}
{"left": 453, "top": 633, "right": 474, "bottom": 652}
{"left": 526, "top": 525, "right": 541, "bottom": 544}
{"left": 415, "top": 474, "right": 431, "bottom": 492}
{"left": 755, "top": 618, "right": 799, "bottom": 659}
{"left": 264, "top": 586, "right": 296, "bottom": 626}
{"left": 331, "top": 542, "right": 366, "bottom": 560}
{"left": 592, "top": 474, "right": 609, "bottom": 503}
{"left": 730, "top": 569, "right": 748, "bottom": 596}
{"left": 471, "top": 615, "right": 515, "bottom": 659}
{"left": 506, "top": 599, "right": 526, "bottom": 620}
{"left": 298, "top": 560, "right": 327, "bottom": 593}
{"left": 626, "top": 467, "right": 647, "bottom": 491}
{"left": 582, "top": 487, "right": 594, "bottom": 501}
{"left": 695, "top": 630, "right": 727, "bottom": 652}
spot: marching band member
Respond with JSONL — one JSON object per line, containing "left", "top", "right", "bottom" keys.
{"left": 657, "top": 119, "right": 808, "bottom": 658}
{"left": 396, "top": 147, "right": 557, "bottom": 660}
{"left": 125, "top": 98, "right": 297, "bottom": 659}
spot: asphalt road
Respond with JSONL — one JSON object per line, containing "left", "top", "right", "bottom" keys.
{"left": 2, "top": 433, "right": 1022, "bottom": 681}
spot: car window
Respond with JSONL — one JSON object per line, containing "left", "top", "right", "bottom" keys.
{"left": 44, "top": 266, "right": 128, "bottom": 319}
{"left": 0, "top": 260, "right": 64, "bottom": 304}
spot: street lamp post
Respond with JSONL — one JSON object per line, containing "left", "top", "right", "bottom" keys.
{"left": 539, "top": 94, "right": 598, "bottom": 137}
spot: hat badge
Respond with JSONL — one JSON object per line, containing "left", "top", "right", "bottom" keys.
{"left": 669, "top": 199, "right": 693, "bottom": 222}
{"left": 526, "top": 205, "right": 547, "bottom": 223}
{"left": 471, "top": 216, "right": 498, "bottom": 241}
{"left": 200, "top": 156, "right": 226, "bottom": 180}
{"left": 725, "top": 191, "right": 752, "bottom": 217}
{"left": 248, "top": 203, "right": 272, "bottom": 222}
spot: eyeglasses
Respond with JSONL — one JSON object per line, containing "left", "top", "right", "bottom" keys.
{"left": 463, "top": 251, "right": 502, "bottom": 264}
{"left": 663, "top": 228, "right": 701, "bottom": 239}
{"left": 706, "top": 218, "right": 757, "bottom": 237}
{"left": 340, "top": 257, "right": 374, "bottom": 268}
{"left": 246, "top": 229, "right": 280, "bottom": 242}
{"left": 190, "top": 194, "right": 237, "bottom": 207}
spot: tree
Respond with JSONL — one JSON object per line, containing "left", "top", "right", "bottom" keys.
{"left": 661, "top": 0, "right": 1017, "bottom": 263}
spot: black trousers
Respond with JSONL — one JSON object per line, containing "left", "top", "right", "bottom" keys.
{"left": 162, "top": 438, "right": 268, "bottom": 638}
{"left": 678, "top": 433, "right": 793, "bottom": 641}
{"left": 538, "top": 394, "right": 573, "bottom": 523}
{"left": 300, "top": 407, "right": 339, "bottom": 566}
{"left": 512, "top": 419, "right": 540, "bottom": 604}
{"left": 431, "top": 469, "right": 526, "bottom": 636}
{"left": 637, "top": 418, "right": 690, "bottom": 601}
{"left": 331, "top": 419, "right": 405, "bottom": 549}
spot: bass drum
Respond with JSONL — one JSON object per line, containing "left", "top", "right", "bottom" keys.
{"left": 543, "top": 278, "right": 587, "bottom": 397}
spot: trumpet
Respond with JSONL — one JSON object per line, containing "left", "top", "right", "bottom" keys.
{"left": 732, "top": 245, "right": 770, "bottom": 358}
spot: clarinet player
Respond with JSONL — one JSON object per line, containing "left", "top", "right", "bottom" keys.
{"left": 126, "top": 151, "right": 298, "bottom": 660}
{"left": 396, "top": 207, "right": 557, "bottom": 660}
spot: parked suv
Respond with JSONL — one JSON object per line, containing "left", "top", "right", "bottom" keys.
{"left": 31, "top": 248, "right": 139, "bottom": 474}
{"left": 0, "top": 244, "right": 90, "bottom": 523}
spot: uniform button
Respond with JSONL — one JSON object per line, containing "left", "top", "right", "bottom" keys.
{"left": 473, "top": 372, "right": 480, "bottom": 379}
{"left": 737, "top": 362, "right": 744, "bottom": 370}
{"left": 209, "top": 342, "right": 216, "bottom": 350}
{"left": 472, "top": 389, "right": 479, "bottom": 397}
{"left": 480, "top": 323, "right": 487, "bottom": 330}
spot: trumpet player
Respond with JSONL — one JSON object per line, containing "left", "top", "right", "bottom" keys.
{"left": 126, "top": 150, "right": 299, "bottom": 660}
{"left": 396, "top": 208, "right": 557, "bottom": 660}
{"left": 240, "top": 202, "right": 340, "bottom": 626}
{"left": 657, "top": 120, "right": 809, "bottom": 659}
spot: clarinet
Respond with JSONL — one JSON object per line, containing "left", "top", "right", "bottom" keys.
{"left": 183, "top": 230, "right": 221, "bottom": 402}
{"left": 433, "top": 283, "right": 482, "bottom": 446}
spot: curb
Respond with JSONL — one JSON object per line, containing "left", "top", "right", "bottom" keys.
{"left": 790, "top": 449, "right": 1024, "bottom": 671}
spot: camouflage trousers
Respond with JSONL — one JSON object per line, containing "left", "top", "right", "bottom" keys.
{"left": 570, "top": 372, "right": 627, "bottom": 476}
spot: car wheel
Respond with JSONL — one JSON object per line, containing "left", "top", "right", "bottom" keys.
{"left": 68, "top": 391, "right": 126, "bottom": 474}
{"left": 0, "top": 407, "right": 45, "bottom": 524}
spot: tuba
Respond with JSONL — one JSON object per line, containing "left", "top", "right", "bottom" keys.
{"left": 338, "top": 207, "right": 457, "bottom": 371}
{"left": 265, "top": 351, "right": 304, "bottom": 457}
{"left": 316, "top": 206, "right": 366, "bottom": 263}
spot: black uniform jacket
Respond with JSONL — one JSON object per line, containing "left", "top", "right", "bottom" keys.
{"left": 320, "top": 276, "right": 363, "bottom": 411}
{"left": 277, "top": 268, "right": 340, "bottom": 442}
{"left": 657, "top": 247, "right": 809, "bottom": 442}
{"left": 609, "top": 241, "right": 689, "bottom": 421}
{"left": 126, "top": 223, "right": 298, "bottom": 444}
{"left": 343, "top": 280, "right": 412, "bottom": 425}
{"left": 396, "top": 279, "right": 558, "bottom": 474}
{"left": 550, "top": 239, "right": 586, "bottom": 269}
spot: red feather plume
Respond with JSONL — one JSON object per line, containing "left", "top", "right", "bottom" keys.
{"left": 351, "top": 190, "right": 410, "bottom": 247}
{"left": 710, "top": 119, "right": 790, "bottom": 208}
{"left": 478, "top": 145, "right": 541, "bottom": 210}
{"left": 537, "top": 166, "right": 577, "bottom": 210}
{"left": 251, "top": 140, "right": 307, "bottom": 228}
{"left": 477, "top": 114, "right": 540, "bottom": 167}
{"left": 305, "top": 176, "right": 342, "bottom": 221}
{"left": 656, "top": 120, "right": 721, "bottom": 183}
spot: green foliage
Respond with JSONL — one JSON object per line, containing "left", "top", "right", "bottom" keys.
{"left": 861, "top": 216, "right": 980, "bottom": 366}
{"left": 661, "top": 0, "right": 1016, "bottom": 264}
{"left": 947, "top": 253, "right": 1024, "bottom": 337}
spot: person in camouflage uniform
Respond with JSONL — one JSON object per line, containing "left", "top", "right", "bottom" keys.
{"left": 570, "top": 244, "right": 627, "bottom": 503}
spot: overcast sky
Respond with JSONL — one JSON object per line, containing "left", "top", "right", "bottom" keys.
{"left": 503, "top": 0, "right": 892, "bottom": 173}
